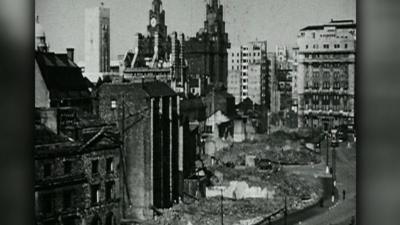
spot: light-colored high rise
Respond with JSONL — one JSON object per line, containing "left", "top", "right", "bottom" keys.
{"left": 227, "top": 41, "right": 268, "bottom": 106}
{"left": 84, "top": 4, "right": 110, "bottom": 82}
{"left": 296, "top": 19, "right": 356, "bottom": 129}
{"left": 227, "top": 47, "right": 241, "bottom": 104}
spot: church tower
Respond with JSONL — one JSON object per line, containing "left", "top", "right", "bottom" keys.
{"left": 205, "top": 0, "right": 230, "bottom": 86}
{"left": 205, "top": 0, "right": 226, "bottom": 36}
{"left": 147, "top": 0, "right": 167, "bottom": 41}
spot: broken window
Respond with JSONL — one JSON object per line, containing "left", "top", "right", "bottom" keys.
{"left": 91, "top": 160, "right": 99, "bottom": 175}
{"left": 105, "top": 181, "right": 114, "bottom": 201}
{"left": 91, "top": 184, "right": 100, "bottom": 204}
{"left": 64, "top": 161, "right": 72, "bottom": 175}
{"left": 43, "top": 163, "right": 51, "bottom": 177}
{"left": 42, "top": 193, "right": 53, "bottom": 213}
{"left": 106, "top": 158, "right": 114, "bottom": 174}
{"left": 63, "top": 190, "right": 72, "bottom": 209}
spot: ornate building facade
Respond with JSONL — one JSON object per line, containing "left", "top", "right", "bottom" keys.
{"left": 296, "top": 20, "right": 356, "bottom": 129}
{"left": 185, "top": 0, "right": 230, "bottom": 89}
{"left": 120, "top": 0, "right": 188, "bottom": 94}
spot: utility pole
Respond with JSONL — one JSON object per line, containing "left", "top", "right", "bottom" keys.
{"left": 284, "top": 195, "right": 287, "bottom": 225}
{"left": 220, "top": 189, "right": 224, "bottom": 225}
{"left": 332, "top": 145, "right": 336, "bottom": 187}
{"left": 121, "top": 95, "right": 126, "bottom": 217}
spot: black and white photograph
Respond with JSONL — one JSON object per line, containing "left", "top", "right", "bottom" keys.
{"left": 34, "top": 0, "right": 356, "bottom": 224}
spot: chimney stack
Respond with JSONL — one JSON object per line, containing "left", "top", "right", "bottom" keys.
{"left": 66, "top": 48, "right": 74, "bottom": 62}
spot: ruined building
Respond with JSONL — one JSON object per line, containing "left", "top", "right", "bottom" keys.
{"left": 185, "top": 0, "right": 230, "bottom": 89}
{"left": 120, "top": 0, "right": 188, "bottom": 95}
{"left": 34, "top": 108, "right": 121, "bottom": 225}
{"left": 98, "top": 81, "right": 181, "bottom": 221}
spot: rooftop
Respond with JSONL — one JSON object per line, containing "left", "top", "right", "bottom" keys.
{"left": 300, "top": 19, "right": 356, "bottom": 31}
{"left": 35, "top": 51, "right": 91, "bottom": 100}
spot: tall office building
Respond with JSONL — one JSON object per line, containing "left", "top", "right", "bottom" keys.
{"left": 84, "top": 4, "right": 110, "bottom": 82}
{"left": 227, "top": 41, "right": 268, "bottom": 106}
{"left": 296, "top": 19, "right": 356, "bottom": 129}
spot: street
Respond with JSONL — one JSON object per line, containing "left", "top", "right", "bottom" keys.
{"left": 260, "top": 140, "right": 356, "bottom": 225}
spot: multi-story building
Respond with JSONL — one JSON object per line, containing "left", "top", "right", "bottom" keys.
{"left": 34, "top": 108, "right": 121, "bottom": 225}
{"left": 227, "top": 41, "right": 268, "bottom": 106}
{"left": 290, "top": 46, "right": 300, "bottom": 112}
{"left": 268, "top": 52, "right": 279, "bottom": 113}
{"left": 296, "top": 19, "right": 356, "bottom": 129}
{"left": 185, "top": 0, "right": 230, "bottom": 88}
{"left": 84, "top": 3, "right": 111, "bottom": 82}
{"left": 98, "top": 81, "right": 181, "bottom": 221}
{"left": 227, "top": 47, "right": 241, "bottom": 104}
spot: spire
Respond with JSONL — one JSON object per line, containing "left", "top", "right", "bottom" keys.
{"left": 152, "top": 0, "right": 162, "bottom": 12}
{"left": 209, "top": 0, "right": 219, "bottom": 8}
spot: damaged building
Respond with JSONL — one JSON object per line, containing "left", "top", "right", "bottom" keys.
{"left": 34, "top": 108, "right": 121, "bottom": 225}
{"left": 98, "top": 81, "right": 181, "bottom": 222}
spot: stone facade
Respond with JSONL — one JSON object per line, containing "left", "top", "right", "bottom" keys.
{"left": 296, "top": 20, "right": 356, "bottom": 129}
{"left": 120, "top": 0, "right": 188, "bottom": 94}
{"left": 185, "top": 0, "right": 230, "bottom": 88}
{"left": 34, "top": 112, "right": 121, "bottom": 225}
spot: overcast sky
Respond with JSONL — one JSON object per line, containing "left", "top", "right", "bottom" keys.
{"left": 35, "top": 0, "right": 356, "bottom": 62}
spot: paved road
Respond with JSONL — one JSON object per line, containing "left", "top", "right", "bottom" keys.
{"left": 261, "top": 140, "right": 356, "bottom": 225}
{"left": 299, "top": 141, "right": 356, "bottom": 225}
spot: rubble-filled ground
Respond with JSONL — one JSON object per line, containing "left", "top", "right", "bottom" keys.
{"left": 145, "top": 166, "right": 323, "bottom": 225}
{"left": 214, "top": 129, "right": 322, "bottom": 167}
{"left": 144, "top": 129, "right": 325, "bottom": 225}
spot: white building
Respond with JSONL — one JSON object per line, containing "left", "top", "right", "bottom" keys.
{"left": 296, "top": 19, "right": 356, "bottom": 129}
{"left": 227, "top": 41, "right": 268, "bottom": 106}
{"left": 84, "top": 4, "right": 110, "bottom": 82}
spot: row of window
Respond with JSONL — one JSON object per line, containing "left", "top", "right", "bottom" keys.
{"left": 231, "top": 52, "right": 262, "bottom": 57}
{"left": 306, "top": 43, "right": 348, "bottom": 50}
{"left": 308, "top": 95, "right": 348, "bottom": 101}
{"left": 91, "top": 181, "right": 116, "bottom": 205}
{"left": 305, "top": 104, "right": 350, "bottom": 111}
{"left": 42, "top": 157, "right": 114, "bottom": 178}
{"left": 307, "top": 71, "right": 348, "bottom": 80}
{"left": 305, "top": 81, "right": 349, "bottom": 89}
{"left": 304, "top": 53, "right": 352, "bottom": 61}
{"left": 41, "top": 181, "right": 116, "bottom": 214}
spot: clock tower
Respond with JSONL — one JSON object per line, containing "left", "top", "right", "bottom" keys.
{"left": 147, "top": 0, "right": 167, "bottom": 41}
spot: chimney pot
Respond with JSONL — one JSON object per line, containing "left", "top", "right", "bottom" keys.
{"left": 66, "top": 48, "right": 74, "bottom": 62}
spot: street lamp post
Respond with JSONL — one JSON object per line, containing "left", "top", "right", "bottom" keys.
{"left": 326, "top": 133, "right": 330, "bottom": 174}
